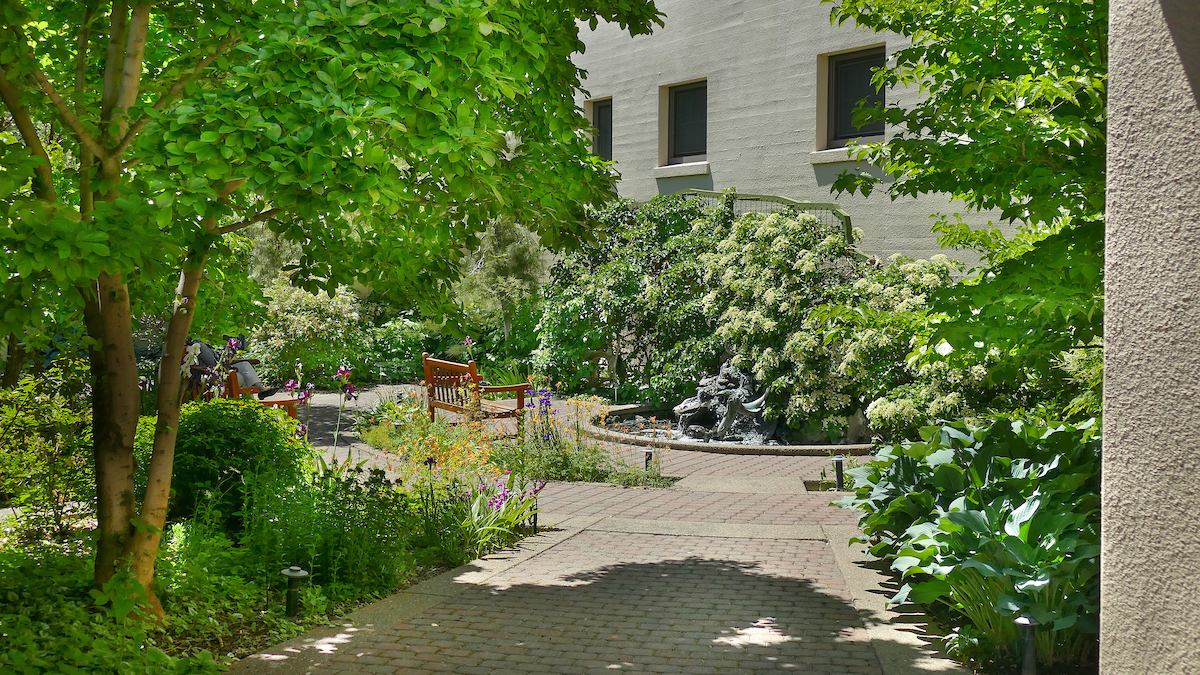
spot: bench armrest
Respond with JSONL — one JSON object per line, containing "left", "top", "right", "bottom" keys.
{"left": 480, "top": 383, "right": 531, "bottom": 394}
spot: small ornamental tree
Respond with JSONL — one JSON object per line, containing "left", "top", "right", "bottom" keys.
{"left": 0, "top": 0, "right": 661, "bottom": 616}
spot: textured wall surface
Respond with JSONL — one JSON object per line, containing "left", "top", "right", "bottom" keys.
{"left": 574, "top": 0, "right": 994, "bottom": 262}
{"left": 1104, "top": 0, "right": 1200, "bottom": 671}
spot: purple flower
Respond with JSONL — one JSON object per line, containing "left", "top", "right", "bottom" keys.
{"left": 227, "top": 337, "right": 241, "bottom": 352}
{"left": 284, "top": 379, "right": 298, "bottom": 393}
{"left": 464, "top": 336, "right": 475, "bottom": 347}
{"left": 296, "top": 423, "right": 308, "bottom": 437}
{"left": 336, "top": 364, "right": 353, "bottom": 378}
{"left": 343, "top": 383, "right": 358, "bottom": 401}
{"left": 423, "top": 456, "right": 437, "bottom": 469}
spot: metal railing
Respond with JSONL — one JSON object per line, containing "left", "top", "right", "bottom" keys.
{"left": 674, "top": 189, "right": 854, "bottom": 244}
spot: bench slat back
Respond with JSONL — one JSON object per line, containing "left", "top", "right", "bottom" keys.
{"left": 423, "top": 353, "right": 479, "bottom": 409}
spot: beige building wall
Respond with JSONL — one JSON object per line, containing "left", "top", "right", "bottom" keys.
{"left": 574, "top": 0, "right": 990, "bottom": 263}
{"left": 1103, "top": 0, "right": 1200, "bottom": 670}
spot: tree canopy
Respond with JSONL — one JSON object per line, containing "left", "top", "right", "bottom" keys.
{"left": 828, "top": 0, "right": 1107, "bottom": 376}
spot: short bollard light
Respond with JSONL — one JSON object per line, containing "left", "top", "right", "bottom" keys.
{"left": 281, "top": 566, "right": 309, "bottom": 618}
{"left": 832, "top": 455, "right": 846, "bottom": 491}
{"left": 1014, "top": 615, "right": 1039, "bottom": 675}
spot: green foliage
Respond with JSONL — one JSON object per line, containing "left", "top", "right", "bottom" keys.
{"left": 455, "top": 218, "right": 546, "bottom": 342}
{"left": 370, "top": 318, "right": 434, "bottom": 384}
{"left": 251, "top": 281, "right": 379, "bottom": 387}
{"left": 535, "top": 195, "right": 717, "bottom": 401}
{"left": 0, "top": 358, "right": 93, "bottom": 534}
{"left": 837, "top": 417, "right": 1099, "bottom": 666}
{"left": 0, "top": 0, "right": 666, "bottom": 340}
{"left": 828, "top": 0, "right": 1106, "bottom": 229}
{"left": 827, "top": 0, "right": 1108, "bottom": 398}
{"left": 241, "top": 460, "right": 422, "bottom": 594}
{"left": 924, "top": 221, "right": 1105, "bottom": 382}
{"left": 0, "top": 539, "right": 222, "bottom": 675}
{"left": 489, "top": 394, "right": 675, "bottom": 486}
{"left": 490, "top": 438, "right": 614, "bottom": 483}
{"left": 162, "top": 398, "right": 310, "bottom": 526}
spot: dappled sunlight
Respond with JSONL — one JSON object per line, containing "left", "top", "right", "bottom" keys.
{"left": 712, "top": 617, "right": 795, "bottom": 648}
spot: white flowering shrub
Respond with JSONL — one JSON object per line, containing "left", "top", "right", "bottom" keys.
{"left": 703, "top": 212, "right": 985, "bottom": 440}
{"left": 539, "top": 195, "right": 1083, "bottom": 440}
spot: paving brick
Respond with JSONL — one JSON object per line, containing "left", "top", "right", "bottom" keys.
{"left": 299, "top": 431, "right": 887, "bottom": 675}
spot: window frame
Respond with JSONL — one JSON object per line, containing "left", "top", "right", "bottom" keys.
{"left": 667, "top": 81, "right": 707, "bottom": 165}
{"left": 827, "top": 48, "right": 886, "bottom": 149}
{"left": 591, "top": 98, "right": 613, "bottom": 161}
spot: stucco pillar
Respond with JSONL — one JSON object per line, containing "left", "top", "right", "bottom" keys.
{"left": 1104, "top": 0, "right": 1200, "bottom": 670}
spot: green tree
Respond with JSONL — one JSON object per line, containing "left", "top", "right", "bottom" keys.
{"left": 457, "top": 217, "right": 545, "bottom": 342}
{"left": 0, "top": 0, "right": 661, "bottom": 615}
{"left": 828, "top": 0, "right": 1107, "bottom": 377}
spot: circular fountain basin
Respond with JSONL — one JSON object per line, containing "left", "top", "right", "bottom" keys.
{"left": 586, "top": 404, "right": 874, "bottom": 457}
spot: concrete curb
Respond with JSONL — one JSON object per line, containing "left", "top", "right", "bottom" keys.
{"left": 583, "top": 516, "right": 827, "bottom": 540}
{"left": 823, "top": 525, "right": 969, "bottom": 675}
{"left": 582, "top": 404, "right": 875, "bottom": 456}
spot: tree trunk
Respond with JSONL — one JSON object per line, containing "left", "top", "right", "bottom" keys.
{"left": 87, "top": 273, "right": 141, "bottom": 591}
{"left": 1, "top": 333, "right": 26, "bottom": 388}
{"left": 500, "top": 298, "right": 512, "bottom": 341}
{"left": 127, "top": 248, "right": 208, "bottom": 618}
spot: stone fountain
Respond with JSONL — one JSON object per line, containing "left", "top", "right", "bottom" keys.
{"left": 673, "top": 361, "right": 779, "bottom": 444}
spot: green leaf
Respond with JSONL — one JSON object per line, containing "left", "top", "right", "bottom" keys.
{"left": 908, "top": 579, "right": 952, "bottom": 604}
{"left": 1005, "top": 496, "right": 1042, "bottom": 538}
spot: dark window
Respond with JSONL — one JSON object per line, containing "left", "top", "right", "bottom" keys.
{"left": 668, "top": 82, "right": 706, "bottom": 164}
{"left": 593, "top": 99, "right": 613, "bottom": 161}
{"left": 829, "top": 49, "right": 885, "bottom": 148}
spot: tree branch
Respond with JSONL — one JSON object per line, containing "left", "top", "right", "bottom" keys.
{"left": 215, "top": 208, "right": 283, "bottom": 235}
{"left": 114, "top": 3, "right": 151, "bottom": 139}
{"left": 28, "top": 65, "right": 107, "bottom": 159}
{"left": 0, "top": 64, "right": 58, "bottom": 202}
{"left": 100, "top": 0, "right": 129, "bottom": 126}
{"left": 115, "top": 38, "right": 237, "bottom": 157}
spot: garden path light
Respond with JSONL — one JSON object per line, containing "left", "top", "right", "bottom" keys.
{"left": 282, "top": 566, "right": 310, "bottom": 618}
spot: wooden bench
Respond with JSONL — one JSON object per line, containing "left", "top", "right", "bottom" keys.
{"left": 224, "top": 362, "right": 300, "bottom": 419}
{"left": 422, "top": 352, "right": 528, "bottom": 424}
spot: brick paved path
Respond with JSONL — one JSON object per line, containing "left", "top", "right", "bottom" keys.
{"left": 235, "top": 393, "right": 963, "bottom": 675}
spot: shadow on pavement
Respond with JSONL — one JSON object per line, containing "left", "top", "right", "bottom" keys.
{"left": 329, "top": 556, "right": 953, "bottom": 674}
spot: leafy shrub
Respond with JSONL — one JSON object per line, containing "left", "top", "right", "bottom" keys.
{"left": 240, "top": 460, "right": 422, "bottom": 596}
{"left": 489, "top": 394, "right": 674, "bottom": 486}
{"left": 535, "top": 195, "right": 718, "bottom": 403}
{"left": 162, "top": 398, "right": 310, "bottom": 527}
{"left": 251, "top": 280, "right": 378, "bottom": 387}
{"left": 837, "top": 417, "right": 1100, "bottom": 667}
{"left": 0, "top": 358, "right": 93, "bottom": 534}
{"left": 370, "top": 318, "right": 433, "bottom": 383}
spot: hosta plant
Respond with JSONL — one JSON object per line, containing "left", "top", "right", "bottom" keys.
{"left": 838, "top": 417, "right": 1100, "bottom": 666}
